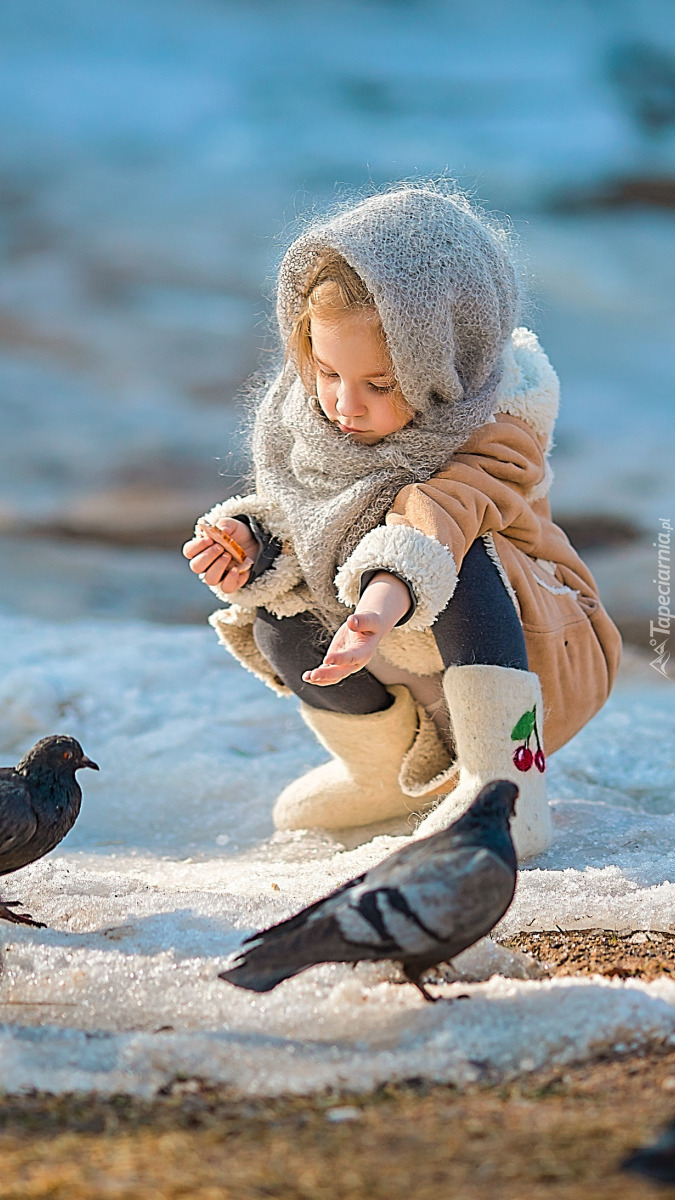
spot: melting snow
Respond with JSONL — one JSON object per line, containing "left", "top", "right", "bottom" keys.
{"left": 0, "top": 613, "right": 674, "bottom": 1096}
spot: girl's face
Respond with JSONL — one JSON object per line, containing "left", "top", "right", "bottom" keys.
{"left": 311, "top": 312, "right": 411, "bottom": 445}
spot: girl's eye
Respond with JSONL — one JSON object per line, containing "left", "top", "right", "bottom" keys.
{"left": 317, "top": 366, "right": 338, "bottom": 379}
{"left": 369, "top": 382, "right": 395, "bottom": 393}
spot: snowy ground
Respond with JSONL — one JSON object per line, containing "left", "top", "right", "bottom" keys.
{"left": 0, "top": 0, "right": 674, "bottom": 629}
{"left": 0, "top": 614, "right": 674, "bottom": 1098}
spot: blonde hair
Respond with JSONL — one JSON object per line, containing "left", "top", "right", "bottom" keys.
{"left": 287, "top": 251, "right": 395, "bottom": 395}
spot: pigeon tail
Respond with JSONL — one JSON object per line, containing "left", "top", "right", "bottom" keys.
{"left": 219, "top": 931, "right": 323, "bottom": 992}
{"left": 219, "top": 955, "right": 301, "bottom": 993}
{"left": 220, "top": 912, "right": 363, "bottom": 993}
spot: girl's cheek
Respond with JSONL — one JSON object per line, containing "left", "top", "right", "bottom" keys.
{"left": 388, "top": 395, "right": 413, "bottom": 432}
{"left": 317, "top": 379, "right": 336, "bottom": 409}
{"left": 315, "top": 383, "right": 335, "bottom": 420}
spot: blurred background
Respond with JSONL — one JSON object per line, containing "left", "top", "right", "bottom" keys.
{"left": 0, "top": 0, "right": 673, "bottom": 649}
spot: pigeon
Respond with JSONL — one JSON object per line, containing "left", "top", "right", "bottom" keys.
{"left": 0, "top": 735, "right": 99, "bottom": 927}
{"left": 220, "top": 779, "right": 518, "bottom": 1002}
{"left": 623, "top": 1121, "right": 675, "bottom": 1183}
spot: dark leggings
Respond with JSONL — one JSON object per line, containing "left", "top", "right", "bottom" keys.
{"left": 253, "top": 537, "right": 528, "bottom": 715}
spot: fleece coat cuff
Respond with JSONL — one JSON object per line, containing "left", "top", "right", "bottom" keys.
{"left": 335, "top": 524, "right": 458, "bottom": 631}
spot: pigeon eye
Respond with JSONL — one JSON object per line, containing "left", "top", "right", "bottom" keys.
{"left": 62, "top": 750, "right": 72, "bottom": 760}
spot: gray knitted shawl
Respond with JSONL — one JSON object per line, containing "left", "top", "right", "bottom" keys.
{"left": 252, "top": 185, "right": 520, "bottom": 626}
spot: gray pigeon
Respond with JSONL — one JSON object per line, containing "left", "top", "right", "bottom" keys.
{"left": 0, "top": 735, "right": 99, "bottom": 927}
{"left": 220, "top": 779, "right": 518, "bottom": 1002}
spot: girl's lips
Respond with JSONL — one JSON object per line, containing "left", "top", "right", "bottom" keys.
{"left": 338, "top": 422, "right": 365, "bottom": 434}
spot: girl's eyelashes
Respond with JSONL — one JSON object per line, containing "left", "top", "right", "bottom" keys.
{"left": 316, "top": 365, "right": 396, "bottom": 393}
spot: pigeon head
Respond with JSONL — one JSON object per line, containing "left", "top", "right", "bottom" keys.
{"left": 16, "top": 735, "right": 99, "bottom": 779}
{"left": 463, "top": 779, "right": 518, "bottom": 828}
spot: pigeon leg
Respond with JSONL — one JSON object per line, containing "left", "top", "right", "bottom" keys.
{"left": 0, "top": 900, "right": 46, "bottom": 928}
{"left": 402, "top": 965, "right": 438, "bottom": 1003}
{"left": 403, "top": 966, "right": 473, "bottom": 1004}
{"left": 413, "top": 979, "right": 439, "bottom": 1003}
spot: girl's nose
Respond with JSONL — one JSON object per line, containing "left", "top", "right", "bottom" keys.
{"left": 336, "top": 383, "right": 364, "bottom": 415}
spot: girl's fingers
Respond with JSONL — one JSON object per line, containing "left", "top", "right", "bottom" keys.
{"left": 325, "top": 635, "right": 377, "bottom": 664}
{"left": 183, "top": 534, "right": 213, "bottom": 559}
{"left": 185, "top": 521, "right": 253, "bottom": 589}
{"left": 188, "top": 544, "right": 228, "bottom": 575}
{"left": 214, "top": 565, "right": 252, "bottom": 593}
{"left": 203, "top": 555, "right": 233, "bottom": 585}
{"left": 324, "top": 650, "right": 361, "bottom": 668}
{"left": 303, "top": 668, "right": 356, "bottom": 686}
{"left": 302, "top": 668, "right": 347, "bottom": 686}
{"left": 302, "top": 654, "right": 367, "bottom": 685}
{"left": 207, "top": 518, "right": 258, "bottom": 558}
{"left": 347, "top": 611, "right": 379, "bottom": 635}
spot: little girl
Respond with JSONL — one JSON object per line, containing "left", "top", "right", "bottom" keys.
{"left": 183, "top": 185, "right": 621, "bottom": 859}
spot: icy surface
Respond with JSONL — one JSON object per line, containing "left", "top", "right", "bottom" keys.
{"left": 0, "top": 615, "right": 674, "bottom": 1096}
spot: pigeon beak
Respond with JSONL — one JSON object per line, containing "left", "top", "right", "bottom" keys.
{"left": 80, "top": 756, "right": 100, "bottom": 771}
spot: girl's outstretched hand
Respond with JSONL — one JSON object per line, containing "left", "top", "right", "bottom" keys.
{"left": 302, "top": 611, "right": 384, "bottom": 687}
{"left": 182, "top": 517, "right": 257, "bottom": 593}
{"left": 302, "top": 572, "right": 412, "bottom": 687}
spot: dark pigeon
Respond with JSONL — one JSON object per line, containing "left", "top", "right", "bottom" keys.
{"left": 220, "top": 779, "right": 518, "bottom": 1002}
{"left": 0, "top": 734, "right": 99, "bottom": 927}
{"left": 623, "top": 1121, "right": 675, "bottom": 1184}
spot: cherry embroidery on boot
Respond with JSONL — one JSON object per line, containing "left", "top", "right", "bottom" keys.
{"left": 511, "top": 705, "right": 546, "bottom": 773}
{"left": 513, "top": 745, "right": 533, "bottom": 771}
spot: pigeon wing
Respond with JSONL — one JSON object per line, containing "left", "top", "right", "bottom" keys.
{"left": 334, "top": 845, "right": 515, "bottom": 960}
{"left": 0, "top": 777, "right": 38, "bottom": 858}
{"left": 390, "top": 846, "right": 516, "bottom": 954}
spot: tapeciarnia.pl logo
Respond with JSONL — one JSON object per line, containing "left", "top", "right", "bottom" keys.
{"left": 650, "top": 517, "right": 672, "bottom": 679}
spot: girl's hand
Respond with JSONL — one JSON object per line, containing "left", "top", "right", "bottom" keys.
{"left": 302, "top": 572, "right": 411, "bottom": 686}
{"left": 302, "top": 611, "right": 385, "bottom": 686}
{"left": 182, "top": 518, "right": 257, "bottom": 593}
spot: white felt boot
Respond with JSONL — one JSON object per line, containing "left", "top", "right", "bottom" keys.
{"left": 273, "top": 685, "right": 420, "bottom": 831}
{"left": 414, "top": 665, "right": 552, "bottom": 859}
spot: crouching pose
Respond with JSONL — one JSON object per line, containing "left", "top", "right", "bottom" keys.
{"left": 184, "top": 184, "right": 621, "bottom": 859}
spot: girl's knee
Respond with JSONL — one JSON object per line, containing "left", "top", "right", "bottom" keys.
{"left": 252, "top": 609, "right": 282, "bottom": 658}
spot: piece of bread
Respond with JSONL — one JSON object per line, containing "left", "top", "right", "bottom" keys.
{"left": 197, "top": 520, "right": 250, "bottom": 566}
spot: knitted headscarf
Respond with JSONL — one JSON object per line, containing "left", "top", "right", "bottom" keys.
{"left": 252, "top": 185, "right": 521, "bottom": 625}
